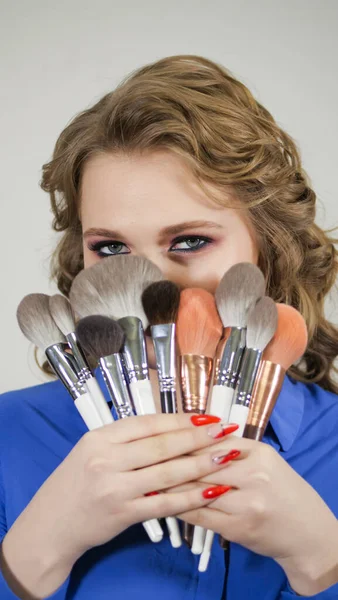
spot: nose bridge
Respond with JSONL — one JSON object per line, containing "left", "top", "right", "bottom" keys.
{"left": 137, "top": 248, "right": 166, "bottom": 275}
{"left": 136, "top": 248, "right": 180, "bottom": 284}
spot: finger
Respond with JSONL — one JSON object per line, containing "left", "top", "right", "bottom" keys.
{"left": 191, "top": 436, "right": 261, "bottom": 457}
{"left": 119, "top": 421, "right": 240, "bottom": 471}
{"left": 173, "top": 483, "right": 255, "bottom": 517}
{"left": 129, "top": 447, "right": 242, "bottom": 496}
{"left": 98, "top": 413, "right": 223, "bottom": 444}
{"left": 161, "top": 458, "right": 248, "bottom": 495}
{"left": 128, "top": 484, "right": 226, "bottom": 523}
{"left": 196, "top": 458, "right": 252, "bottom": 487}
{"left": 177, "top": 506, "right": 240, "bottom": 540}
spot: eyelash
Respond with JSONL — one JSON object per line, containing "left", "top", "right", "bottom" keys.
{"left": 87, "top": 235, "right": 213, "bottom": 258}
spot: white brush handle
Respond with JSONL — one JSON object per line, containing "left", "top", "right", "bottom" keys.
{"left": 198, "top": 529, "right": 215, "bottom": 572}
{"left": 191, "top": 525, "right": 207, "bottom": 555}
{"left": 75, "top": 389, "right": 163, "bottom": 544}
{"left": 129, "top": 380, "right": 157, "bottom": 414}
{"left": 209, "top": 385, "right": 234, "bottom": 422}
{"left": 165, "top": 516, "right": 182, "bottom": 548}
{"left": 130, "top": 380, "right": 181, "bottom": 548}
{"left": 74, "top": 393, "right": 104, "bottom": 430}
{"left": 228, "top": 403, "right": 249, "bottom": 438}
{"left": 142, "top": 519, "right": 164, "bottom": 543}
{"left": 85, "top": 377, "right": 114, "bottom": 425}
{"left": 198, "top": 386, "right": 235, "bottom": 570}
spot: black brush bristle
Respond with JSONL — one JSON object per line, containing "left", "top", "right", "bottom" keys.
{"left": 141, "top": 280, "right": 181, "bottom": 326}
{"left": 75, "top": 315, "right": 125, "bottom": 359}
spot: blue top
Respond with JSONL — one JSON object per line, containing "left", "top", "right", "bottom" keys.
{"left": 1, "top": 373, "right": 338, "bottom": 599}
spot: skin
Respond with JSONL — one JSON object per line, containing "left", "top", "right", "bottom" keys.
{"left": 78, "top": 149, "right": 338, "bottom": 595}
{"left": 81, "top": 150, "right": 258, "bottom": 372}
{"left": 3, "top": 148, "right": 336, "bottom": 600}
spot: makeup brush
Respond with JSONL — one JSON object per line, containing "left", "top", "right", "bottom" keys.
{"left": 177, "top": 288, "right": 223, "bottom": 414}
{"left": 49, "top": 294, "right": 113, "bottom": 425}
{"left": 198, "top": 264, "right": 265, "bottom": 569}
{"left": 211, "top": 263, "right": 266, "bottom": 422}
{"left": 177, "top": 288, "right": 223, "bottom": 554}
{"left": 228, "top": 295, "right": 278, "bottom": 437}
{"left": 199, "top": 295, "right": 278, "bottom": 571}
{"left": 141, "top": 280, "right": 181, "bottom": 414}
{"left": 75, "top": 315, "right": 135, "bottom": 419}
{"left": 16, "top": 293, "right": 103, "bottom": 430}
{"left": 74, "top": 313, "right": 167, "bottom": 545}
{"left": 141, "top": 280, "right": 183, "bottom": 548}
{"left": 69, "top": 256, "right": 163, "bottom": 416}
{"left": 244, "top": 304, "right": 308, "bottom": 441}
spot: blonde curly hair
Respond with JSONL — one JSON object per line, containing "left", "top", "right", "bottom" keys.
{"left": 40, "top": 54, "right": 338, "bottom": 393}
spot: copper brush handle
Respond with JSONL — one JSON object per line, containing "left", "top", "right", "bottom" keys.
{"left": 180, "top": 354, "right": 213, "bottom": 548}
{"left": 243, "top": 360, "right": 286, "bottom": 441}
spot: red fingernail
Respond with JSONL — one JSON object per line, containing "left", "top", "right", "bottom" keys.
{"left": 191, "top": 414, "right": 221, "bottom": 426}
{"left": 207, "top": 422, "right": 239, "bottom": 439}
{"left": 145, "top": 491, "right": 159, "bottom": 497}
{"left": 212, "top": 449, "right": 241, "bottom": 464}
{"left": 202, "top": 485, "right": 232, "bottom": 499}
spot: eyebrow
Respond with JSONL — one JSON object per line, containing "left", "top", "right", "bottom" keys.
{"left": 83, "top": 221, "right": 223, "bottom": 243}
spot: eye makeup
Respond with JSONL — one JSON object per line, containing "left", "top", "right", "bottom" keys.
{"left": 87, "top": 241, "right": 130, "bottom": 257}
{"left": 87, "top": 235, "right": 215, "bottom": 258}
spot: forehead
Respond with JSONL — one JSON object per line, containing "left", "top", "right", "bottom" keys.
{"left": 79, "top": 150, "right": 233, "bottom": 226}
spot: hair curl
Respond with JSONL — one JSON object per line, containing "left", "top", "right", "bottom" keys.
{"left": 40, "top": 54, "right": 338, "bottom": 393}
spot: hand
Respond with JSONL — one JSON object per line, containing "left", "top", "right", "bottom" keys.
{"left": 4, "top": 414, "right": 239, "bottom": 565}
{"left": 174, "top": 435, "right": 338, "bottom": 595}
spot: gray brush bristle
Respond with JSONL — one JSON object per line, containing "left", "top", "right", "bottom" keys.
{"left": 246, "top": 296, "right": 278, "bottom": 350}
{"left": 215, "top": 263, "right": 266, "bottom": 327}
{"left": 17, "top": 293, "right": 66, "bottom": 349}
{"left": 69, "top": 256, "right": 163, "bottom": 328}
{"left": 49, "top": 294, "right": 75, "bottom": 335}
{"left": 75, "top": 315, "right": 125, "bottom": 359}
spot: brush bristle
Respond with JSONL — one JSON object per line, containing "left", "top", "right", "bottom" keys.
{"left": 263, "top": 304, "right": 308, "bottom": 369}
{"left": 49, "top": 294, "right": 75, "bottom": 335}
{"left": 246, "top": 296, "right": 278, "bottom": 351}
{"left": 75, "top": 316, "right": 125, "bottom": 359}
{"left": 69, "top": 255, "right": 163, "bottom": 328}
{"left": 141, "top": 280, "right": 181, "bottom": 325}
{"left": 16, "top": 293, "right": 66, "bottom": 349}
{"left": 215, "top": 263, "right": 266, "bottom": 327}
{"left": 176, "top": 288, "right": 223, "bottom": 357}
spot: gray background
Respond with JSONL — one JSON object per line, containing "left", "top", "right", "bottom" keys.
{"left": 1, "top": 0, "right": 337, "bottom": 393}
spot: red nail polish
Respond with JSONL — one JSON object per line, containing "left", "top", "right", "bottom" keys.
{"left": 202, "top": 485, "right": 231, "bottom": 499}
{"left": 191, "top": 414, "right": 221, "bottom": 426}
{"left": 213, "top": 450, "right": 241, "bottom": 465}
{"left": 145, "top": 491, "right": 159, "bottom": 497}
{"left": 214, "top": 423, "right": 239, "bottom": 439}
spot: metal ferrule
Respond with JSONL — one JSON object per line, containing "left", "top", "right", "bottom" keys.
{"left": 66, "top": 331, "right": 92, "bottom": 382}
{"left": 214, "top": 327, "right": 246, "bottom": 388}
{"left": 99, "top": 354, "right": 134, "bottom": 419}
{"left": 45, "top": 343, "right": 87, "bottom": 401}
{"left": 118, "top": 316, "right": 149, "bottom": 384}
{"left": 180, "top": 354, "right": 213, "bottom": 413}
{"left": 151, "top": 323, "right": 176, "bottom": 393}
{"left": 244, "top": 361, "right": 285, "bottom": 440}
{"left": 232, "top": 347, "right": 263, "bottom": 408}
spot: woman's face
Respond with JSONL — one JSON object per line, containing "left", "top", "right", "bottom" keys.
{"left": 80, "top": 150, "right": 258, "bottom": 291}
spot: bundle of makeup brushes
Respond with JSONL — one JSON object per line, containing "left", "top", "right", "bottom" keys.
{"left": 16, "top": 256, "right": 308, "bottom": 572}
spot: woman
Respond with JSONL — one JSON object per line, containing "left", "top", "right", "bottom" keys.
{"left": 1, "top": 54, "right": 338, "bottom": 599}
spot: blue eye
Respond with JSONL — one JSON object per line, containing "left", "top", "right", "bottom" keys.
{"left": 88, "top": 241, "right": 130, "bottom": 257}
{"left": 169, "top": 236, "right": 212, "bottom": 253}
{"left": 88, "top": 235, "right": 213, "bottom": 259}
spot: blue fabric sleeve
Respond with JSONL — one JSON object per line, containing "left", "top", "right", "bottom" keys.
{"left": 279, "top": 579, "right": 338, "bottom": 598}
{"left": 0, "top": 460, "right": 71, "bottom": 599}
